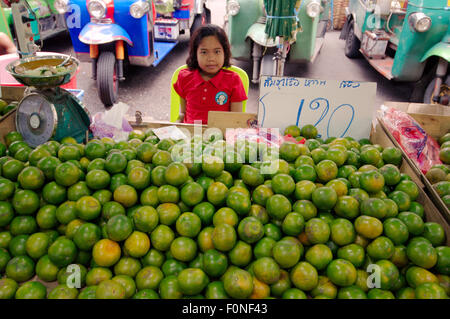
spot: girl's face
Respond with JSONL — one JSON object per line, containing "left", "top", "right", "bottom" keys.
{"left": 197, "top": 35, "right": 225, "bottom": 76}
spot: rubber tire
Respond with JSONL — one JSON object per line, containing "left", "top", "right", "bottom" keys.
{"left": 97, "top": 51, "right": 118, "bottom": 107}
{"left": 410, "top": 64, "right": 437, "bottom": 102}
{"left": 190, "top": 6, "right": 210, "bottom": 35}
{"left": 260, "top": 54, "right": 275, "bottom": 77}
{"left": 423, "top": 75, "right": 450, "bottom": 105}
{"left": 345, "top": 21, "right": 360, "bottom": 59}
{"left": 205, "top": 7, "right": 211, "bottom": 24}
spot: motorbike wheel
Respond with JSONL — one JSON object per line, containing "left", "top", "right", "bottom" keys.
{"left": 423, "top": 75, "right": 450, "bottom": 105}
{"left": 97, "top": 51, "right": 119, "bottom": 107}
{"left": 190, "top": 6, "right": 211, "bottom": 35}
{"left": 344, "top": 20, "right": 360, "bottom": 59}
{"left": 205, "top": 7, "right": 211, "bottom": 24}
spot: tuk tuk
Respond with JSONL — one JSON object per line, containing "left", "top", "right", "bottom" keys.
{"left": 225, "top": 0, "right": 330, "bottom": 83}
{"left": 1, "top": 0, "right": 67, "bottom": 42}
{"left": 340, "top": 0, "right": 449, "bottom": 105}
{"left": 57, "top": 0, "right": 211, "bottom": 106}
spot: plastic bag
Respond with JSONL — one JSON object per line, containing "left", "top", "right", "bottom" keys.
{"left": 283, "top": 135, "right": 306, "bottom": 145}
{"left": 89, "top": 102, "right": 133, "bottom": 142}
{"left": 378, "top": 105, "right": 442, "bottom": 174}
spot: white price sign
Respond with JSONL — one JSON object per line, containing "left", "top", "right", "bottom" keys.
{"left": 258, "top": 76, "right": 377, "bottom": 140}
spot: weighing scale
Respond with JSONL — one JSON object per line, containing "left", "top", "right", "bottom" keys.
{"left": 6, "top": 55, "right": 92, "bottom": 148}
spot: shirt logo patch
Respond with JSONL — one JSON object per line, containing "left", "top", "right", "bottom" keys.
{"left": 215, "top": 92, "right": 228, "bottom": 105}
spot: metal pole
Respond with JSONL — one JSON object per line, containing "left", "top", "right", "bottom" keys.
{"left": 276, "top": 37, "right": 287, "bottom": 77}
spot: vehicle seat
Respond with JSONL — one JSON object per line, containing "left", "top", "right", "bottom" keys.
{"left": 169, "top": 64, "right": 250, "bottom": 123}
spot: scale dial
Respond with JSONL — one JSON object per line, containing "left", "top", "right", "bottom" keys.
{"left": 15, "top": 93, "right": 57, "bottom": 148}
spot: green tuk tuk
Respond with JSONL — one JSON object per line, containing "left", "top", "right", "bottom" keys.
{"left": 340, "top": 0, "right": 449, "bottom": 105}
{"left": 225, "top": 0, "right": 330, "bottom": 83}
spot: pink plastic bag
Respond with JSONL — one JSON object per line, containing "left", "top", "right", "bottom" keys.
{"left": 89, "top": 112, "right": 133, "bottom": 141}
{"left": 379, "top": 105, "right": 442, "bottom": 174}
{"left": 89, "top": 102, "right": 133, "bottom": 141}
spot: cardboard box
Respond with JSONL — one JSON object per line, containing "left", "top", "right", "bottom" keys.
{"left": 126, "top": 112, "right": 258, "bottom": 137}
{"left": 383, "top": 101, "right": 450, "bottom": 140}
{"left": 125, "top": 115, "right": 206, "bottom": 137}
{"left": 208, "top": 112, "right": 257, "bottom": 135}
{"left": 379, "top": 102, "right": 450, "bottom": 222}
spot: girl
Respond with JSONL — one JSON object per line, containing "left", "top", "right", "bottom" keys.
{"left": 173, "top": 24, "right": 248, "bottom": 124}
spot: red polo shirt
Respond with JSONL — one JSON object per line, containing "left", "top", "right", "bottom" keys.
{"left": 173, "top": 68, "right": 248, "bottom": 124}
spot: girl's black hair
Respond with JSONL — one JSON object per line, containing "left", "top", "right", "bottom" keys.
{"left": 186, "top": 24, "right": 232, "bottom": 70}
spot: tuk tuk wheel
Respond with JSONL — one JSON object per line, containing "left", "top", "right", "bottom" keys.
{"left": 424, "top": 75, "right": 449, "bottom": 105}
{"left": 190, "top": 6, "right": 211, "bottom": 35}
{"left": 97, "top": 51, "right": 119, "bottom": 107}
{"left": 345, "top": 21, "right": 360, "bottom": 59}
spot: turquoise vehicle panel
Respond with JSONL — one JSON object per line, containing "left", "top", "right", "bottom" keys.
{"left": 229, "top": 0, "right": 328, "bottom": 62}
{"left": 289, "top": 1, "right": 319, "bottom": 62}
{"left": 391, "top": 0, "right": 449, "bottom": 81}
{"left": 228, "top": 0, "right": 265, "bottom": 60}
{"left": 420, "top": 41, "right": 450, "bottom": 63}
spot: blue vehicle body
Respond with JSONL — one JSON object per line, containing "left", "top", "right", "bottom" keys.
{"left": 64, "top": 0, "right": 211, "bottom": 106}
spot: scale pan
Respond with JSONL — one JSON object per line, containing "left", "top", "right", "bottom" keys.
{"left": 6, "top": 54, "right": 79, "bottom": 88}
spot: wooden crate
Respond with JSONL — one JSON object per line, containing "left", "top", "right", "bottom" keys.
{"left": 0, "top": 86, "right": 25, "bottom": 102}
{"left": 20, "top": 118, "right": 450, "bottom": 293}
{"left": 371, "top": 119, "right": 450, "bottom": 245}
{"left": 379, "top": 102, "right": 450, "bottom": 223}
{"left": 0, "top": 110, "right": 16, "bottom": 145}
{"left": 0, "top": 86, "right": 25, "bottom": 145}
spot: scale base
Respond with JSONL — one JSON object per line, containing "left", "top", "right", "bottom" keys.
{"left": 16, "top": 87, "right": 92, "bottom": 147}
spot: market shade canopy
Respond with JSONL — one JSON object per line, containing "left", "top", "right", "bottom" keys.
{"left": 264, "top": 0, "right": 301, "bottom": 41}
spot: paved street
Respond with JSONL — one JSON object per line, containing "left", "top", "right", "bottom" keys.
{"left": 41, "top": 0, "right": 413, "bottom": 121}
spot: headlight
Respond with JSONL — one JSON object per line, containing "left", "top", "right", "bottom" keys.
{"left": 88, "top": 0, "right": 106, "bottom": 19}
{"left": 227, "top": 0, "right": 240, "bottom": 16}
{"left": 409, "top": 12, "right": 432, "bottom": 32}
{"left": 54, "top": 0, "right": 69, "bottom": 14}
{"left": 306, "top": 0, "right": 321, "bottom": 18}
{"left": 130, "top": 1, "right": 150, "bottom": 19}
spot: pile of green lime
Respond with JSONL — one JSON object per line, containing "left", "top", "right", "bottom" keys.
{"left": 0, "top": 99, "right": 18, "bottom": 118}
{"left": 425, "top": 132, "right": 450, "bottom": 209}
{"left": 0, "top": 125, "right": 448, "bottom": 300}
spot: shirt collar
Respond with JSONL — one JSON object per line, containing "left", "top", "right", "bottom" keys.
{"left": 193, "top": 68, "right": 225, "bottom": 89}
